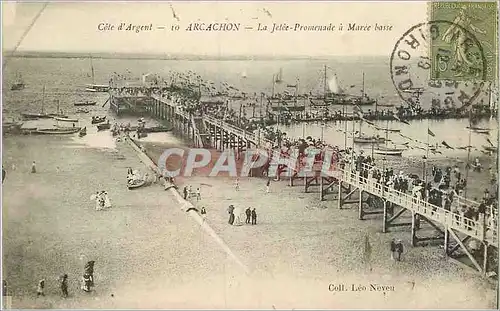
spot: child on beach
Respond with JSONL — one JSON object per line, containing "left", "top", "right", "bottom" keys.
{"left": 196, "top": 187, "right": 201, "bottom": 201}
{"left": 36, "top": 279, "right": 45, "bottom": 297}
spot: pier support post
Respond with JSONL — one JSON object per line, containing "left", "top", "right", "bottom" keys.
{"left": 443, "top": 226, "right": 449, "bottom": 256}
{"left": 337, "top": 180, "right": 343, "bottom": 209}
{"left": 411, "top": 211, "right": 417, "bottom": 247}
{"left": 358, "top": 190, "right": 364, "bottom": 220}
{"left": 482, "top": 242, "right": 489, "bottom": 275}
{"left": 382, "top": 200, "right": 388, "bottom": 233}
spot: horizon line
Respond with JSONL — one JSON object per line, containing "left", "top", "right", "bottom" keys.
{"left": 2, "top": 50, "right": 388, "bottom": 61}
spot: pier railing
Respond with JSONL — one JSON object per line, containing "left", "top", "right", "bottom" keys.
{"left": 340, "top": 168, "right": 497, "bottom": 245}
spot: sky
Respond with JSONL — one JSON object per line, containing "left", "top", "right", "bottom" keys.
{"left": 2, "top": 1, "right": 428, "bottom": 56}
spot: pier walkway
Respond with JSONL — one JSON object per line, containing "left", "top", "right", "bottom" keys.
{"left": 115, "top": 92, "right": 497, "bottom": 276}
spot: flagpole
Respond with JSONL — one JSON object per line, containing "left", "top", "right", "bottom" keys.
{"left": 425, "top": 120, "right": 430, "bottom": 186}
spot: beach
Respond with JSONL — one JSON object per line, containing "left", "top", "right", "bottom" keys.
{"left": 2, "top": 133, "right": 497, "bottom": 309}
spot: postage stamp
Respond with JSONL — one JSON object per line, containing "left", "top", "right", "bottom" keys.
{"left": 429, "top": 1, "right": 498, "bottom": 81}
{"left": 390, "top": 21, "right": 490, "bottom": 109}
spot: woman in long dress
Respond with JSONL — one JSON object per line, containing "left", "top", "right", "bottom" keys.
{"left": 103, "top": 192, "right": 112, "bottom": 209}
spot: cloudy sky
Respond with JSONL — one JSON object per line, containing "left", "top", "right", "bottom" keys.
{"left": 2, "top": 1, "right": 428, "bottom": 56}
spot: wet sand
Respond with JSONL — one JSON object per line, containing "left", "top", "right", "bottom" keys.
{"left": 2, "top": 134, "right": 497, "bottom": 309}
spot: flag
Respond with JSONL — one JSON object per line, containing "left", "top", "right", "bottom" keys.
{"left": 428, "top": 128, "right": 435, "bottom": 137}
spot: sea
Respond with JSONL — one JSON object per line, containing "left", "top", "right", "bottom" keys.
{"left": 2, "top": 56, "right": 498, "bottom": 159}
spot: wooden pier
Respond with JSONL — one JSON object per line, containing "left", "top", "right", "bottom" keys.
{"left": 109, "top": 90, "right": 498, "bottom": 277}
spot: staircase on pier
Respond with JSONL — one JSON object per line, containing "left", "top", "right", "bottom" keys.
{"left": 191, "top": 115, "right": 211, "bottom": 148}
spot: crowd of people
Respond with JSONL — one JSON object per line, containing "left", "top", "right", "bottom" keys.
{"left": 347, "top": 151, "right": 498, "bottom": 235}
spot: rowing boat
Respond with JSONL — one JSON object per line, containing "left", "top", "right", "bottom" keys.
{"left": 127, "top": 179, "right": 148, "bottom": 190}
{"left": 97, "top": 122, "right": 111, "bottom": 131}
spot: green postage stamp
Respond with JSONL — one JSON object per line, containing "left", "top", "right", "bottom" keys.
{"left": 429, "top": 1, "right": 498, "bottom": 82}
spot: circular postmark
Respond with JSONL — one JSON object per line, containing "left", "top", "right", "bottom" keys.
{"left": 390, "top": 20, "right": 489, "bottom": 110}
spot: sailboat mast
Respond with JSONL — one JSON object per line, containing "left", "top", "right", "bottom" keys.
{"left": 323, "top": 65, "right": 327, "bottom": 100}
{"left": 272, "top": 74, "right": 275, "bottom": 98}
{"left": 41, "top": 85, "right": 46, "bottom": 114}
{"left": 90, "top": 56, "right": 95, "bottom": 85}
{"left": 362, "top": 71, "right": 365, "bottom": 97}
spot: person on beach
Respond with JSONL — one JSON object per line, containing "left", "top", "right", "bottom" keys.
{"left": 3, "top": 280, "right": 7, "bottom": 297}
{"left": 81, "top": 274, "right": 92, "bottom": 292}
{"left": 233, "top": 206, "right": 243, "bottom": 226}
{"left": 395, "top": 240, "right": 404, "bottom": 261}
{"left": 228, "top": 205, "right": 235, "bottom": 225}
{"left": 266, "top": 178, "right": 270, "bottom": 193}
{"left": 103, "top": 191, "right": 112, "bottom": 209}
{"left": 200, "top": 207, "right": 207, "bottom": 220}
{"left": 183, "top": 186, "right": 188, "bottom": 200}
{"left": 235, "top": 178, "right": 240, "bottom": 191}
{"left": 36, "top": 279, "right": 45, "bottom": 297}
{"left": 31, "top": 161, "right": 36, "bottom": 173}
{"left": 390, "top": 239, "right": 397, "bottom": 261}
{"left": 188, "top": 185, "right": 192, "bottom": 198}
{"left": 196, "top": 187, "right": 201, "bottom": 201}
{"left": 60, "top": 274, "right": 69, "bottom": 298}
{"left": 245, "top": 207, "right": 251, "bottom": 224}
{"left": 251, "top": 208, "right": 257, "bottom": 225}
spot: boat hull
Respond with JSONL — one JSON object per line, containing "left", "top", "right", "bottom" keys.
{"left": 354, "top": 137, "right": 386, "bottom": 144}
{"left": 127, "top": 179, "right": 148, "bottom": 190}
{"left": 55, "top": 117, "right": 79, "bottom": 122}
{"left": 74, "top": 101, "right": 97, "bottom": 106}
{"left": 33, "top": 128, "right": 81, "bottom": 135}
{"left": 373, "top": 147, "right": 404, "bottom": 156}
{"left": 97, "top": 124, "right": 111, "bottom": 131}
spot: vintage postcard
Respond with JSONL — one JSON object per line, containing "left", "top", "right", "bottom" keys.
{"left": 2, "top": 1, "right": 499, "bottom": 309}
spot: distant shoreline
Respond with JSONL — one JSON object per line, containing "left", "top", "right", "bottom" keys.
{"left": 2, "top": 51, "right": 385, "bottom": 61}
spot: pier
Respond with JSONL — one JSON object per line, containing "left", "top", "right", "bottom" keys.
{"left": 108, "top": 88, "right": 498, "bottom": 277}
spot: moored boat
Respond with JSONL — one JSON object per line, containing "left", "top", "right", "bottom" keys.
{"left": 11, "top": 73, "right": 25, "bottom": 91}
{"left": 33, "top": 127, "right": 81, "bottom": 135}
{"left": 79, "top": 127, "right": 87, "bottom": 137}
{"left": 466, "top": 126, "right": 490, "bottom": 134}
{"left": 91, "top": 116, "right": 106, "bottom": 124}
{"left": 76, "top": 108, "right": 90, "bottom": 113}
{"left": 127, "top": 179, "right": 148, "bottom": 190}
{"left": 21, "top": 113, "right": 53, "bottom": 120}
{"left": 74, "top": 101, "right": 97, "bottom": 106}
{"left": 373, "top": 146, "right": 405, "bottom": 156}
{"left": 55, "top": 117, "right": 79, "bottom": 122}
{"left": 354, "top": 136, "right": 386, "bottom": 144}
{"left": 97, "top": 122, "right": 111, "bottom": 131}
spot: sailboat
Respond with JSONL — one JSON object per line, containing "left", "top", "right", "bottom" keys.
{"left": 353, "top": 119, "right": 386, "bottom": 144}
{"left": 275, "top": 68, "right": 283, "bottom": 83}
{"left": 373, "top": 119, "right": 405, "bottom": 155}
{"left": 11, "top": 73, "right": 25, "bottom": 91}
{"left": 85, "top": 56, "right": 109, "bottom": 92}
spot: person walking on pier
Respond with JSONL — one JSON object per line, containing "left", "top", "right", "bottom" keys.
{"left": 395, "top": 240, "right": 404, "bottom": 261}
{"left": 251, "top": 208, "right": 257, "bottom": 225}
